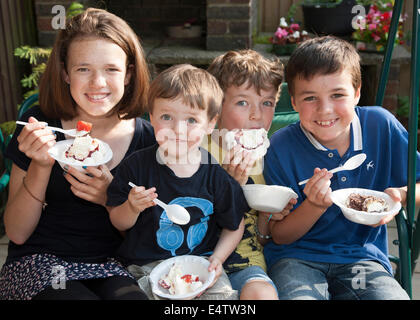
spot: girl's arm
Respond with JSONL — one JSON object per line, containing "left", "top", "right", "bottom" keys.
{"left": 4, "top": 163, "right": 52, "bottom": 244}
{"left": 4, "top": 118, "right": 56, "bottom": 244}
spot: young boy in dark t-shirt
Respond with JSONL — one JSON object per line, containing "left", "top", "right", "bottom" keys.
{"left": 106, "top": 64, "right": 248, "bottom": 299}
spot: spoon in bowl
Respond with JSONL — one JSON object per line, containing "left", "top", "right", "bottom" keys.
{"left": 298, "top": 153, "right": 367, "bottom": 186}
{"left": 16, "top": 121, "right": 86, "bottom": 137}
{"left": 128, "top": 182, "right": 190, "bottom": 225}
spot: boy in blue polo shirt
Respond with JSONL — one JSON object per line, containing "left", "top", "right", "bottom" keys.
{"left": 264, "top": 36, "right": 420, "bottom": 300}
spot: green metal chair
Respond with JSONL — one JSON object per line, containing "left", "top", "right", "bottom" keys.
{"left": 0, "top": 131, "right": 10, "bottom": 192}
{"left": 269, "top": 83, "right": 300, "bottom": 138}
{"left": 0, "top": 92, "right": 38, "bottom": 193}
{"left": 18, "top": 92, "right": 38, "bottom": 120}
{"left": 374, "top": 0, "right": 420, "bottom": 298}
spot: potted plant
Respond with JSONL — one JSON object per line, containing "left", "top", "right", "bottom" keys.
{"left": 301, "top": 0, "right": 373, "bottom": 36}
{"left": 270, "top": 17, "right": 310, "bottom": 56}
{"left": 351, "top": 1, "right": 407, "bottom": 52}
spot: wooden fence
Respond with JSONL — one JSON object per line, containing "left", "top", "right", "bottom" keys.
{"left": 0, "top": 0, "right": 37, "bottom": 123}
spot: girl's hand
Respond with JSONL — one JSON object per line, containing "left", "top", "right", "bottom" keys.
{"left": 303, "top": 168, "right": 333, "bottom": 209}
{"left": 16, "top": 117, "right": 56, "bottom": 167}
{"left": 63, "top": 164, "right": 113, "bottom": 206}
{"left": 222, "top": 145, "right": 257, "bottom": 186}
{"left": 127, "top": 185, "right": 157, "bottom": 214}
{"left": 370, "top": 187, "right": 405, "bottom": 227}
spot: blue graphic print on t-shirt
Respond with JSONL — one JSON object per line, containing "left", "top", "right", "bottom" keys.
{"left": 156, "top": 197, "right": 213, "bottom": 255}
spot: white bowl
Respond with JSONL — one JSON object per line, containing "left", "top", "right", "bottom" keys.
{"left": 149, "top": 255, "right": 215, "bottom": 300}
{"left": 48, "top": 139, "right": 113, "bottom": 172}
{"left": 242, "top": 184, "right": 298, "bottom": 213}
{"left": 330, "top": 188, "right": 402, "bottom": 225}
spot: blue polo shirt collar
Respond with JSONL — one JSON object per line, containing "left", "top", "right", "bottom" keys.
{"left": 299, "top": 113, "right": 363, "bottom": 152}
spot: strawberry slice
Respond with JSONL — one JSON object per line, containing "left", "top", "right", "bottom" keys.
{"left": 76, "top": 120, "right": 92, "bottom": 132}
{"left": 181, "top": 274, "right": 193, "bottom": 283}
{"left": 158, "top": 279, "right": 171, "bottom": 289}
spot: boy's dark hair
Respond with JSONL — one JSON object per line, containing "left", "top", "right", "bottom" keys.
{"left": 286, "top": 36, "right": 361, "bottom": 95}
{"left": 148, "top": 64, "right": 223, "bottom": 121}
{"left": 39, "top": 8, "right": 150, "bottom": 120}
{"left": 207, "top": 49, "right": 284, "bottom": 100}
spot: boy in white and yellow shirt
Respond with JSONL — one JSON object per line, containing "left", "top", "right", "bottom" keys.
{"left": 204, "top": 50, "right": 296, "bottom": 299}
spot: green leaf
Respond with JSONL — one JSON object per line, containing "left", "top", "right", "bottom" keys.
{"left": 67, "top": 2, "right": 84, "bottom": 18}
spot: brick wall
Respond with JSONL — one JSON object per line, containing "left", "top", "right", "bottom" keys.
{"left": 206, "top": 0, "right": 255, "bottom": 51}
{"left": 34, "top": 0, "right": 93, "bottom": 47}
{"left": 382, "top": 64, "right": 400, "bottom": 113}
{"left": 34, "top": 0, "right": 257, "bottom": 51}
{"left": 107, "top": 0, "right": 206, "bottom": 42}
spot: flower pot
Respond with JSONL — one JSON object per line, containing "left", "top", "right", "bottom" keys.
{"left": 272, "top": 43, "right": 297, "bottom": 56}
{"left": 302, "top": 0, "right": 368, "bottom": 36}
{"left": 354, "top": 41, "right": 384, "bottom": 53}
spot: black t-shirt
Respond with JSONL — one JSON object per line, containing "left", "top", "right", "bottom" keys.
{"left": 5, "top": 106, "right": 156, "bottom": 263}
{"left": 107, "top": 144, "right": 249, "bottom": 266}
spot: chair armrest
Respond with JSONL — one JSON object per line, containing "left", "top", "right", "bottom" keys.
{"left": 394, "top": 207, "right": 412, "bottom": 297}
{"left": 0, "top": 171, "right": 10, "bottom": 192}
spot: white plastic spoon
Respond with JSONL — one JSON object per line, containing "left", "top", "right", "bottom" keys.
{"left": 16, "top": 121, "right": 87, "bottom": 137}
{"left": 298, "top": 153, "right": 367, "bottom": 186}
{"left": 128, "top": 182, "right": 190, "bottom": 225}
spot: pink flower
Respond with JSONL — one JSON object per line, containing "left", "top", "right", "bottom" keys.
{"left": 372, "top": 33, "right": 381, "bottom": 42}
{"left": 352, "top": 0, "right": 406, "bottom": 51}
{"left": 290, "top": 23, "right": 300, "bottom": 31}
{"left": 275, "top": 27, "right": 288, "bottom": 39}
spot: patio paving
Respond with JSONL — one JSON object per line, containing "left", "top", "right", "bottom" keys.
{"left": 0, "top": 221, "right": 419, "bottom": 299}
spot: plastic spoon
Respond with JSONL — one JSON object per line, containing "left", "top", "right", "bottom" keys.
{"left": 16, "top": 121, "right": 87, "bottom": 137}
{"left": 298, "top": 153, "right": 367, "bottom": 186}
{"left": 128, "top": 182, "right": 190, "bottom": 225}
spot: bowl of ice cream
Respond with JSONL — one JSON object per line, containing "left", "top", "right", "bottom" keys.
{"left": 48, "top": 136, "right": 113, "bottom": 172}
{"left": 330, "top": 188, "right": 401, "bottom": 225}
{"left": 242, "top": 184, "right": 298, "bottom": 213}
{"left": 149, "top": 255, "right": 215, "bottom": 300}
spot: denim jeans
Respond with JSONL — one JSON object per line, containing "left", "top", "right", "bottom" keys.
{"left": 268, "top": 258, "right": 410, "bottom": 300}
{"left": 228, "top": 265, "right": 277, "bottom": 297}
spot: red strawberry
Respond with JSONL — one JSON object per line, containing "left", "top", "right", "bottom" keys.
{"left": 158, "top": 279, "right": 171, "bottom": 289}
{"left": 76, "top": 121, "right": 92, "bottom": 132}
{"left": 181, "top": 274, "right": 193, "bottom": 283}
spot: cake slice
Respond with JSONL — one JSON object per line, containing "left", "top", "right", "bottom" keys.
{"left": 225, "top": 128, "right": 270, "bottom": 158}
{"left": 346, "top": 193, "right": 389, "bottom": 213}
{"left": 65, "top": 121, "right": 102, "bottom": 162}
